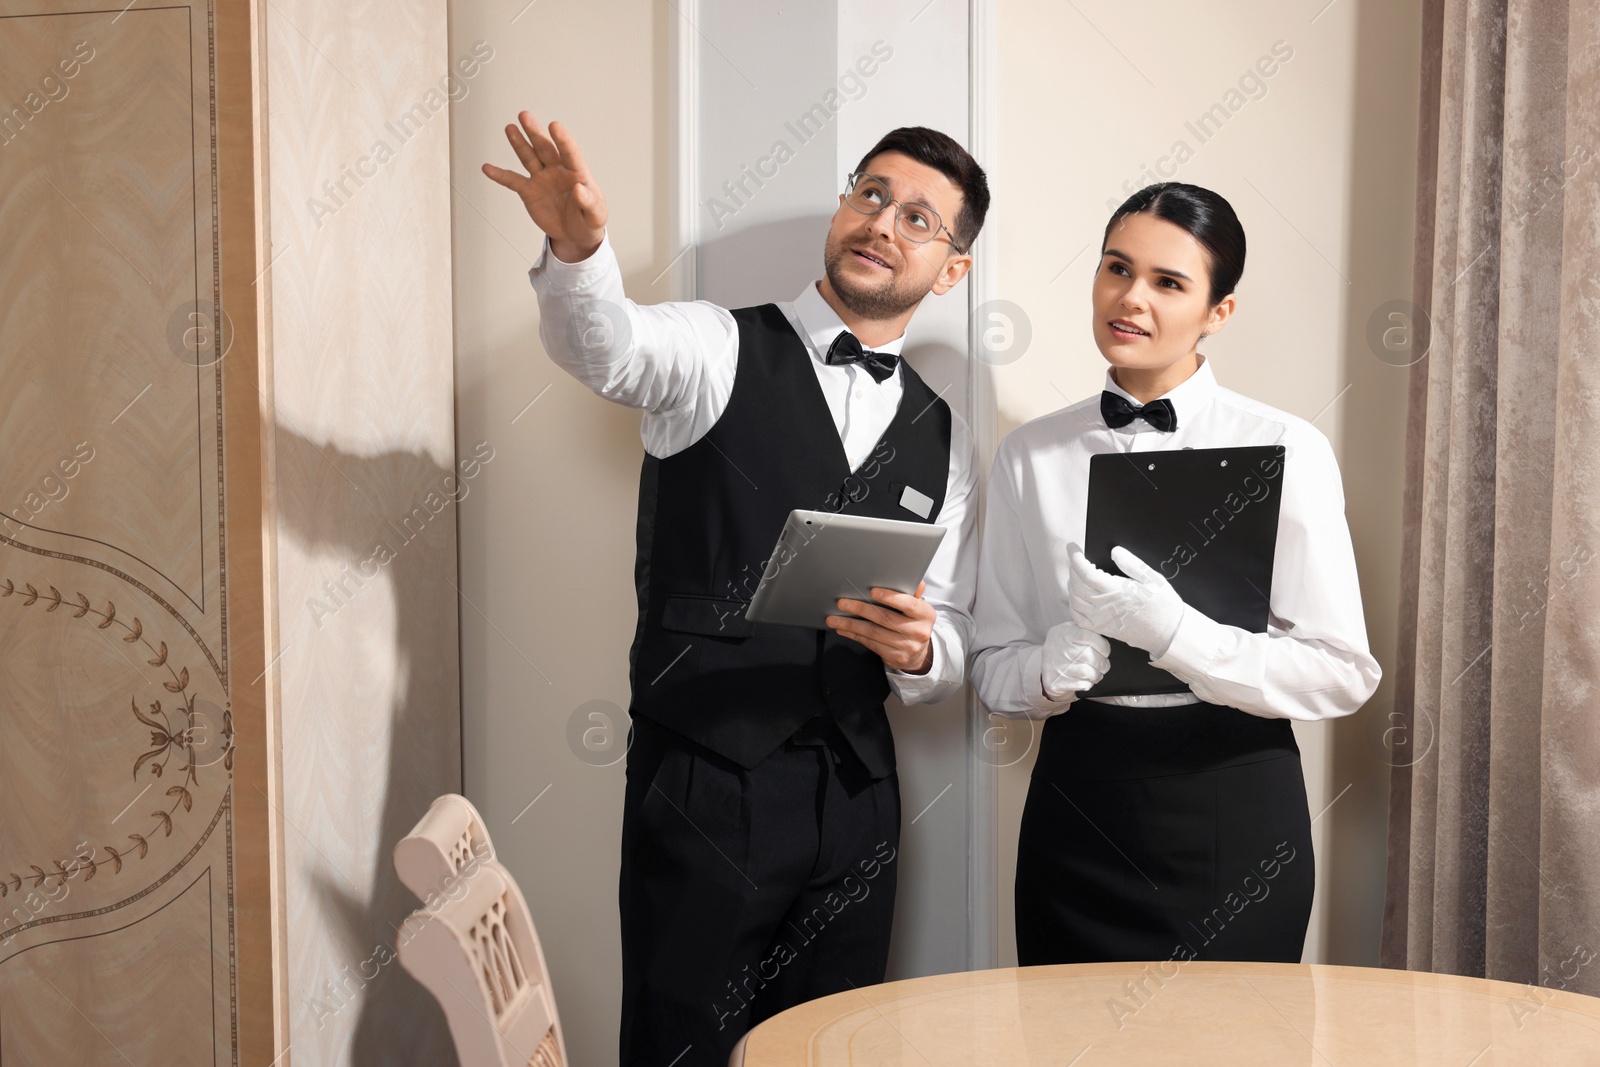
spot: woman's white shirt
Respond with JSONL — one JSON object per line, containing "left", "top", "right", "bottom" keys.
{"left": 971, "top": 354, "right": 1382, "bottom": 722}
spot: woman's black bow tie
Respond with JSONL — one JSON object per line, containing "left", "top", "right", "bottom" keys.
{"left": 1101, "top": 391, "right": 1178, "bottom": 432}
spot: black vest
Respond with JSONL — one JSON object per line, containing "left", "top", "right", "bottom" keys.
{"left": 625, "top": 304, "right": 952, "bottom": 778}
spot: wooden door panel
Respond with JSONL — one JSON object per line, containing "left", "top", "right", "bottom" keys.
{"left": 1, "top": 3, "right": 274, "bottom": 1064}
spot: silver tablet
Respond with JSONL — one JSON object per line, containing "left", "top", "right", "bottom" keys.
{"left": 742, "top": 509, "right": 947, "bottom": 630}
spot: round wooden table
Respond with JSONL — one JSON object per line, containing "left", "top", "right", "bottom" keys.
{"left": 732, "top": 961, "right": 1600, "bottom": 1065}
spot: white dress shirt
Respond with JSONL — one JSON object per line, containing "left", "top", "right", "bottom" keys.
{"left": 971, "top": 354, "right": 1381, "bottom": 721}
{"left": 527, "top": 233, "right": 978, "bottom": 706}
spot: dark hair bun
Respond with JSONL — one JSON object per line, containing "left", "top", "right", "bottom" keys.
{"left": 1103, "top": 183, "right": 1245, "bottom": 306}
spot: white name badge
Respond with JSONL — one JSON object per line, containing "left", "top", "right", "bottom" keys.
{"left": 899, "top": 485, "right": 935, "bottom": 519}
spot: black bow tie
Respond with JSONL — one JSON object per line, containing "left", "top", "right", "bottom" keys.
{"left": 825, "top": 331, "right": 900, "bottom": 384}
{"left": 1101, "top": 390, "right": 1178, "bottom": 432}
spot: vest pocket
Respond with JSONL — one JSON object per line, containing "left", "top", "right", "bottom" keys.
{"left": 660, "top": 594, "right": 756, "bottom": 639}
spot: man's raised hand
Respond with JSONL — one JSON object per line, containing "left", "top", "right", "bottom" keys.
{"left": 482, "top": 113, "right": 607, "bottom": 263}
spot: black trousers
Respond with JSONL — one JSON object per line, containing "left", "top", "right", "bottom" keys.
{"left": 1015, "top": 700, "right": 1314, "bottom": 966}
{"left": 618, "top": 715, "right": 900, "bottom": 1067}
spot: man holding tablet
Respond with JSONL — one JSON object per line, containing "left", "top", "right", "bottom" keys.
{"left": 484, "top": 116, "right": 985, "bottom": 1066}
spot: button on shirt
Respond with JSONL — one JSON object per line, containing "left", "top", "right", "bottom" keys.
{"left": 528, "top": 233, "right": 978, "bottom": 706}
{"left": 971, "top": 355, "right": 1381, "bottom": 721}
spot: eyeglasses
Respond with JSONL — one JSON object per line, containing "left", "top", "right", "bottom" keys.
{"left": 842, "top": 172, "right": 967, "bottom": 254}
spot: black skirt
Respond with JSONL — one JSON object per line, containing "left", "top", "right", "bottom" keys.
{"left": 1015, "top": 699, "right": 1314, "bottom": 966}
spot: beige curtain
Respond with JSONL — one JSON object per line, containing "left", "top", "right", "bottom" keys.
{"left": 1383, "top": 0, "right": 1600, "bottom": 992}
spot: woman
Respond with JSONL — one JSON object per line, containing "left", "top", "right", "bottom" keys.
{"left": 970, "top": 183, "right": 1382, "bottom": 965}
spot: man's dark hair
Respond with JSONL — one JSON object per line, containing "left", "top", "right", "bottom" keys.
{"left": 853, "top": 126, "right": 990, "bottom": 253}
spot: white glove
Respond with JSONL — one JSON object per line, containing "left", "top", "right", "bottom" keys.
{"left": 1067, "top": 544, "right": 1186, "bottom": 656}
{"left": 1041, "top": 619, "right": 1112, "bottom": 701}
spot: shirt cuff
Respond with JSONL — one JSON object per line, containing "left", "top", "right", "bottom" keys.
{"left": 886, "top": 618, "right": 958, "bottom": 705}
{"left": 527, "top": 230, "right": 613, "bottom": 292}
{"left": 987, "top": 645, "right": 1078, "bottom": 719}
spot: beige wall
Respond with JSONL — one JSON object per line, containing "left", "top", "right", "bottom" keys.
{"left": 990, "top": 0, "right": 1420, "bottom": 965}
{"left": 449, "top": 3, "right": 668, "bottom": 1066}
{"left": 263, "top": 1, "right": 463, "bottom": 1063}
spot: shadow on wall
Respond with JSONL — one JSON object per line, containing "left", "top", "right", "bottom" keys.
{"left": 271, "top": 418, "right": 471, "bottom": 1067}
{"left": 699, "top": 214, "right": 831, "bottom": 310}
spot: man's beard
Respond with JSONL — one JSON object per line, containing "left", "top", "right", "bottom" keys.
{"left": 823, "top": 236, "right": 926, "bottom": 319}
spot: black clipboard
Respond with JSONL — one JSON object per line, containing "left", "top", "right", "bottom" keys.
{"left": 1078, "top": 444, "right": 1286, "bottom": 698}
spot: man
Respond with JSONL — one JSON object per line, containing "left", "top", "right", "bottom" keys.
{"left": 484, "top": 114, "right": 987, "bottom": 1066}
